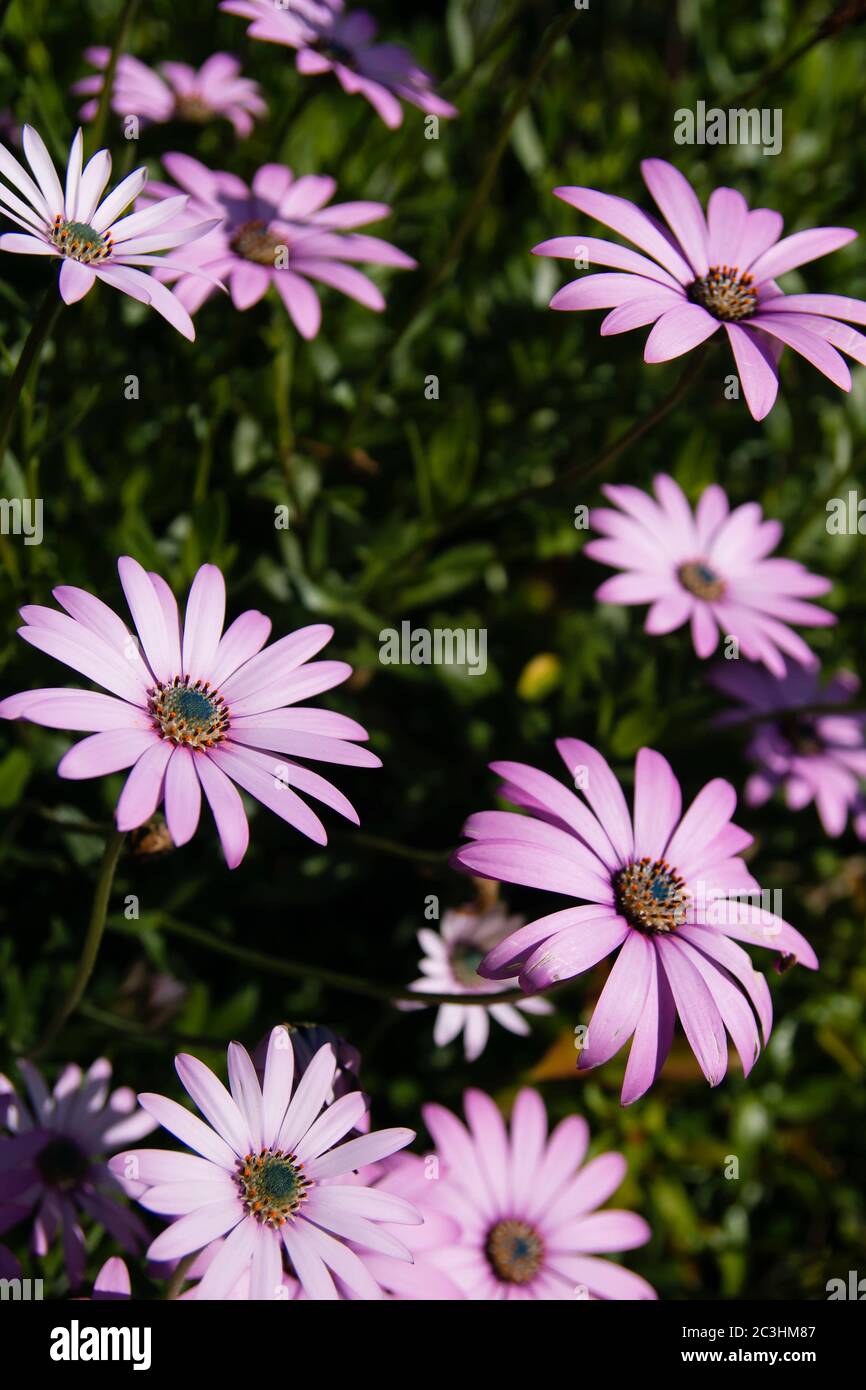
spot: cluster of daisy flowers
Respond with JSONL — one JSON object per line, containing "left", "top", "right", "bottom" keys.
{"left": 0, "top": 0, "right": 455, "bottom": 334}
{"left": 0, "top": 1028, "right": 655, "bottom": 1301}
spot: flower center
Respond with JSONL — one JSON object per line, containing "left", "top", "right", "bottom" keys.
{"left": 236, "top": 1149, "right": 310, "bottom": 1228}
{"left": 49, "top": 216, "right": 112, "bottom": 264}
{"left": 174, "top": 93, "right": 213, "bottom": 123}
{"left": 678, "top": 560, "right": 726, "bottom": 601}
{"left": 615, "top": 857, "right": 690, "bottom": 934}
{"left": 451, "top": 941, "right": 485, "bottom": 986}
{"left": 229, "top": 219, "right": 286, "bottom": 266}
{"left": 149, "top": 678, "right": 229, "bottom": 750}
{"left": 485, "top": 1219, "right": 545, "bottom": 1285}
{"left": 36, "top": 1136, "right": 90, "bottom": 1191}
{"left": 687, "top": 265, "right": 758, "bottom": 321}
{"left": 781, "top": 715, "right": 823, "bottom": 758}
{"left": 313, "top": 37, "right": 357, "bottom": 68}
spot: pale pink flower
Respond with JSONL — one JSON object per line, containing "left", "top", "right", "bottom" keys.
{"left": 585, "top": 473, "right": 834, "bottom": 676}
{"left": 73, "top": 48, "right": 266, "bottom": 137}
{"left": 0, "top": 558, "right": 381, "bottom": 868}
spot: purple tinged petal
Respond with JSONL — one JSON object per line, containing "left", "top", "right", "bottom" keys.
{"left": 293, "top": 1092, "right": 369, "bottom": 1163}
{"left": 136, "top": 1093, "right": 237, "bottom": 1169}
{"left": 117, "top": 555, "right": 173, "bottom": 683}
{"left": 305, "top": 1127, "right": 415, "bottom": 1182}
{"left": 227, "top": 1043, "right": 264, "bottom": 1155}
{"left": 146, "top": 1200, "right": 243, "bottom": 1261}
{"left": 272, "top": 269, "right": 322, "bottom": 338}
{"left": 640, "top": 158, "right": 709, "bottom": 276}
{"left": 748, "top": 226, "right": 857, "bottom": 283}
{"left": 706, "top": 187, "right": 749, "bottom": 268}
{"left": 621, "top": 947, "right": 676, "bottom": 1104}
{"left": 196, "top": 753, "right": 249, "bottom": 869}
{"left": 194, "top": 1216, "right": 258, "bottom": 1299}
{"left": 115, "top": 740, "right": 172, "bottom": 829}
{"left": 208, "top": 610, "right": 272, "bottom": 689}
{"left": 520, "top": 915, "right": 628, "bottom": 993}
{"left": 207, "top": 743, "right": 328, "bottom": 844}
{"left": 643, "top": 302, "right": 718, "bottom": 362}
{"left": 657, "top": 939, "right": 728, "bottom": 1086}
{"left": 58, "top": 728, "right": 157, "bottom": 779}
{"left": 453, "top": 839, "right": 611, "bottom": 904}
{"left": 276, "top": 1044, "right": 337, "bottom": 1152}
{"left": 553, "top": 185, "right": 694, "bottom": 284}
{"left": 181, "top": 564, "right": 226, "bottom": 678}
{"left": 175, "top": 1053, "right": 252, "bottom": 1157}
{"left": 0, "top": 688, "right": 144, "bottom": 731}
{"left": 260, "top": 1025, "right": 295, "bottom": 1147}
{"left": 725, "top": 323, "right": 779, "bottom": 421}
{"left": 556, "top": 1209, "right": 652, "bottom": 1253}
{"left": 556, "top": 738, "right": 633, "bottom": 863}
{"left": 633, "top": 747, "right": 682, "bottom": 860}
{"left": 281, "top": 1224, "right": 337, "bottom": 1300}
{"left": 665, "top": 777, "right": 737, "bottom": 877}
{"left": 748, "top": 314, "right": 851, "bottom": 392}
{"left": 551, "top": 272, "right": 674, "bottom": 311}
{"left": 578, "top": 932, "right": 655, "bottom": 1069}
{"left": 164, "top": 746, "right": 202, "bottom": 847}
{"left": 479, "top": 905, "right": 614, "bottom": 980}
{"left": 58, "top": 259, "right": 96, "bottom": 304}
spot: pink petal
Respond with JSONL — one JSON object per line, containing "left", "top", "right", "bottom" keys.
{"left": 164, "top": 745, "right": 202, "bottom": 847}
{"left": 640, "top": 158, "right": 709, "bottom": 276}
{"left": 643, "top": 302, "right": 718, "bottom": 362}
{"left": 196, "top": 753, "right": 249, "bottom": 869}
{"left": 724, "top": 323, "right": 779, "bottom": 421}
{"left": 114, "top": 740, "right": 173, "bottom": 829}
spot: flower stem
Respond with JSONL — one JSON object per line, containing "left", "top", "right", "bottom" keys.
{"left": 363, "top": 345, "right": 710, "bottom": 596}
{"left": 345, "top": 6, "right": 577, "bottom": 443}
{"left": 31, "top": 828, "right": 126, "bottom": 1058}
{"left": 113, "top": 913, "right": 554, "bottom": 1008}
{"left": 0, "top": 284, "right": 62, "bottom": 474}
{"left": 91, "top": 0, "right": 141, "bottom": 149}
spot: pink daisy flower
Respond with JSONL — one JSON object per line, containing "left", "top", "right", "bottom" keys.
{"left": 110, "top": 1028, "right": 420, "bottom": 1301}
{"left": 533, "top": 158, "right": 866, "bottom": 420}
{"left": 221, "top": 0, "right": 457, "bottom": 129}
{"left": 404, "top": 904, "right": 553, "bottom": 1061}
{"left": 453, "top": 739, "right": 819, "bottom": 1103}
{"left": 418, "top": 1088, "right": 655, "bottom": 1299}
{"left": 585, "top": 473, "right": 834, "bottom": 676}
{"left": 137, "top": 153, "right": 415, "bottom": 337}
{"left": 0, "top": 126, "right": 219, "bottom": 338}
{"left": 73, "top": 48, "right": 267, "bottom": 138}
{"left": 0, "top": 1058, "right": 156, "bottom": 1288}
{"left": 712, "top": 659, "right": 866, "bottom": 839}
{"left": 0, "top": 557, "right": 381, "bottom": 869}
